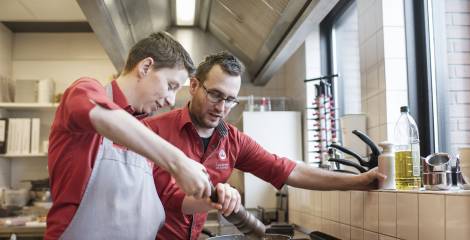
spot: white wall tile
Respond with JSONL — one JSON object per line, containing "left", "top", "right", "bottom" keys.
{"left": 384, "top": 59, "right": 407, "bottom": 91}
{"left": 379, "top": 192, "right": 396, "bottom": 237}
{"left": 300, "top": 212, "right": 322, "bottom": 231}
{"left": 331, "top": 191, "right": 340, "bottom": 221}
{"left": 396, "top": 193, "right": 418, "bottom": 240}
{"left": 351, "top": 226, "right": 364, "bottom": 240}
{"left": 364, "top": 230, "right": 379, "bottom": 240}
{"left": 366, "top": 67, "right": 379, "bottom": 95}
{"left": 322, "top": 191, "right": 329, "bottom": 219}
{"left": 383, "top": 27, "right": 406, "bottom": 59}
{"left": 340, "top": 191, "right": 352, "bottom": 224}
{"left": 445, "top": 195, "right": 470, "bottom": 239}
{"left": 378, "top": 91, "right": 387, "bottom": 126}
{"left": 367, "top": 127, "right": 380, "bottom": 145}
{"left": 340, "top": 224, "right": 351, "bottom": 240}
{"left": 364, "top": 2, "right": 379, "bottom": 42}
{"left": 385, "top": 90, "right": 408, "bottom": 125}
{"left": 364, "top": 35, "right": 378, "bottom": 70}
{"left": 357, "top": 0, "right": 376, "bottom": 15}
{"left": 379, "top": 234, "right": 396, "bottom": 240}
{"left": 381, "top": 0, "right": 404, "bottom": 27}
{"left": 379, "top": 124, "right": 389, "bottom": 142}
{"left": 364, "top": 191, "right": 379, "bottom": 232}
{"left": 321, "top": 219, "right": 340, "bottom": 238}
{"left": 419, "top": 194, "right": 445, "bottom": 240}
{"left": 311, "top": 190, "right": 323, "bottom": 217}
{"left": 376, "top": 27, "right": 385, "bottom": 63}
{"left": 351, "top": 191, "right": 365, "bottom": 229}
{"left": 378, "top": 60, "right": 386, "bottom": 90}
{"left": 288, "top": 187, "right": 298, "bottom": 212}
{"left": 366, "top": 93, "right": 381, "bottom": 128}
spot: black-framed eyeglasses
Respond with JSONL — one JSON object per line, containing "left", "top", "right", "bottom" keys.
{"left": 200, "top": 84, "right": 239, "bottom": 109}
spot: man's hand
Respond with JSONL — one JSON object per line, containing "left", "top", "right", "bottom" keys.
{"left": 356, "top": 167, "right": 387, "bottom": 190}
{"left": 210, "top": 183, "right": 241, "bottom": 216}
{"left": 171, "top": 158, "right": 211, "bottom": 199}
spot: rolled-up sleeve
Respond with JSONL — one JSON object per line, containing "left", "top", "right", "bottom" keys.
{"left": 62, "top": 78, "right": 120, "bottom": 133}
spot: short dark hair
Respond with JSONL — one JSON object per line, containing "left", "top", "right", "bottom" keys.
{"left": 195, "top": 51, "right": 242, "bottom": 83}
{"left": 123, "top": 31, "right": 195, "bottom": 75}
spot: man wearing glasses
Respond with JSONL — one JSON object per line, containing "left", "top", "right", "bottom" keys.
{"left": 144, "top": 52, "right": 385, "bottom": 240}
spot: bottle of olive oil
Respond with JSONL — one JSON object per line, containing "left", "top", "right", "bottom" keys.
{"left": 394, "top": 106, "right": 421, "bottom": 190}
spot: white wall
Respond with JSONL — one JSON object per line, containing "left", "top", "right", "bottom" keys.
{"left": 7, "top": 33, "right": 116, "bottom": 188}
{"left": 12, "top": 33, "right": 117, "bottom": 93}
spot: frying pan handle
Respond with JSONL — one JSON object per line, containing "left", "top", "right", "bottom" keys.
{"left": 329, "top": 143, "right": 366, "bottom": 166}
{"left": 328, "top": 158, "right": 367, "bottom": 173}
{"left": 352, "top": 130, "right": 381, "bottom": 157}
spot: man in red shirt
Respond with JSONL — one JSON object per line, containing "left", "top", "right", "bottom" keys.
{"left": 46, "top": 32, "right": 237, "bottom": 240}
{"left": 144, "top": 52, "right": 386, "bottom": 240}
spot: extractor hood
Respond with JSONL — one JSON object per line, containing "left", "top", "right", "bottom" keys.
{"left": 77, "top": 0, "right": 336, "bottom": 85}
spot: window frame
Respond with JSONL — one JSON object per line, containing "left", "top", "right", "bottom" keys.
{"left": 404, "top": 0, "right": 449, "bottom": 156}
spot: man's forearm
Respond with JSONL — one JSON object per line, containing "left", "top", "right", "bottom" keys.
{"left": 89, "top": 105, "right": 183, "bottom": 174}
{"left": 285, "top": 162, "right": 371, "bottom": 191}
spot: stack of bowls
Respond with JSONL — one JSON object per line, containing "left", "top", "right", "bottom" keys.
{"left": 423, "top": 153, "right": 452, "bottom": 190}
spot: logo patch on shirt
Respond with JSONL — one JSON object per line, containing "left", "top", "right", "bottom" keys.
{"left": 218, "top": 149, "right": 227, "bottom": 160}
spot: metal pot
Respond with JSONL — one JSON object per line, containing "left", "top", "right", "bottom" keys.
{"left": 30, "top": 189, "right": 51, "bottom": 202}
{"left": 423, "top": 153, "right": 452, "bottom": 173}
{"left": 207, "top": 234, "right": 291, "bottom": 240}
{"left": 423, "top": 172, "right": 452, "bottom": 190}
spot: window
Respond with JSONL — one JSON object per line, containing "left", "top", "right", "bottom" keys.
{"left": 305, "top": 0, "right": 361, "bottom": 164}
{"left": 405, "top": 0, "right": 470, "bottom": 156}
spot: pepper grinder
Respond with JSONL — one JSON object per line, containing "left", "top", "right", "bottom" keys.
{"left": 210, "top": 185, "right": 266, "bottom": 238}
{"left": 378, "top": 141, "right": 396, "bottom": 189}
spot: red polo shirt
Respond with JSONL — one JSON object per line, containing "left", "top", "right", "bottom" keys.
{"left": 143, "top": 106, "right": 297, "bottom": 240}
{"left": 45, "top": 78, "right": 146, "bottom": 239}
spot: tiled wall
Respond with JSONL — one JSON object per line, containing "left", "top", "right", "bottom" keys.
{"left": 445, "top": 0, "right": 470, "bottom": 153}
{"left": 288, "top": 188, "right": 470, "bottom": 240}
{"left": 358, "top": 0, "right": 408, "bottom": 143}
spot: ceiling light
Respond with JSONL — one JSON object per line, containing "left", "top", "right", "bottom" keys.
{"left": 176, "top": 0, "right": 196, "bottom": 26}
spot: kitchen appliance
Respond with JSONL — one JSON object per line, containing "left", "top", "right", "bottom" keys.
{"left": 422, "top": 153, "right": 452, "bottom": 190}
{"left": 3, "top": 189, "right": 29, "bottom": 207}
{"left": 327, "top": 130, "right": 381, "bottom": 174}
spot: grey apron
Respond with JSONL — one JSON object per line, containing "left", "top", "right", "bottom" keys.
{"left": 60, "top": 84, "right": 165, "bottom": 240}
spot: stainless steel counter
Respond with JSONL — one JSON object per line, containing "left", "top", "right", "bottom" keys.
{"left": 200, "top": 220, "right": 311, "bottom": 240}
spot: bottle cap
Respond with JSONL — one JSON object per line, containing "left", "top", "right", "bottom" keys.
{"left": 400, "top": 106, "right": 409, "bottom": 113}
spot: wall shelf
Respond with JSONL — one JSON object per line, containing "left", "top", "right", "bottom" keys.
{"left": 0, "top": 102, "right": 59, "bottom": 110}
{"left": 0, "top": 153, "right": 47, "bottom": 158}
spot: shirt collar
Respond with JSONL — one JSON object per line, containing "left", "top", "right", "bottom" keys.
{"left": 111, "top": 80, "right": 149, "bottom": 119}
{"left": 179, "top": 103, "right": 228, "bottom": 137}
